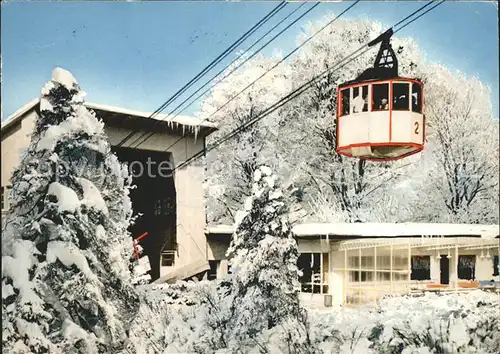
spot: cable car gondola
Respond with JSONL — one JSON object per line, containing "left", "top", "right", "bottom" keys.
{"left": 336, "top": 28, "right": 425, "bottom": 161}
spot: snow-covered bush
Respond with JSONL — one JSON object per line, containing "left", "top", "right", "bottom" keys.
{"left": 141, "top": 281, "right": 202, "bottom": 307}
{"left": 304, "top": 290, "right": 500, "bottom": 354}
{"left": 370, "top": 291, "right": 500, "bottom": 353}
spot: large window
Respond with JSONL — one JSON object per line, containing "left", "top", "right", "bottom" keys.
{"left": 372, "top": 83, "right": 389, "bottom": 111}
{"left": 352, "top": 86, "right": 369, "bottom": 113}
{"left": 349, "top": 256, "right": 374, "bottom": 282}
{"left": 392, "top": 82, "right": 410, "bottom": 110}
{"left": 412, "top": 83, "right": 422, "bottom": 113}
{"left": 297, "top": 253, "right": 329, "bottom": 294}
{"left": 347, "top": 254, "right": 409, "bottom": 283}
{"left": 1, "top": 186, "right": 9, "bottom": 211}
{"left": 344, "top": 249, "right": 410, "bottom": 306}
{"left": 1, "top": 187, "right": 5, "bottom": 211}
{"left": 410, "top": 256, "right": 431, "bottom": 280}
{"left": 458, "top": 255, "right": 476, "bottom": 280}
{"left": 340, "top": 88, "right": 350, "bottom": 116}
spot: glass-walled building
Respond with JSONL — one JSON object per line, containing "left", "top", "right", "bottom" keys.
{"left": 206, "top": 223, "right": 500, "bottom": 307}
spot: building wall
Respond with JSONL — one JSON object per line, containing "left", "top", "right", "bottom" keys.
{"left": 1, "top": 112, "right": 37, "bottom": 187}
{"left": 297, "top": 238, "right": 332, "bottom": 253}
{"left": 206, "top": 237, "right": 230, "bottom": 279}
{"left": 409, "top": 247, "right": 498, "bottom": 284}
{"left": 204, "top": 235, "right": 499, "bottom": 308}
{"left": 207, "top": 238, "right": 228, "bottom": 260}
{"left": 1, "top": 112, "right": 37, "bottom": 225}
{"left": 1, "top": 111, "right": 209, "bottom": 278}
{"left": 106, "top": 126, "right": 207, "bottom": 272}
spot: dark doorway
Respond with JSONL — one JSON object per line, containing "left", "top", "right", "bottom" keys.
{"left": 112, "top": 146, "right": 176, "bottom": 281}
{"left": 440, "top": 255, "right": 450, "bottom": 285}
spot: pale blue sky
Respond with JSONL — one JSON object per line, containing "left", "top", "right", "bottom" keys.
{"left": 1, "top": 1, "right": 498, "bottom": 120}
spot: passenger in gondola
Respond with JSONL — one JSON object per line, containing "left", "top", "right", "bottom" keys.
{"left": 352, "top": 94, "right": 365, "bottom": 113}
{"left": 379, "top": 98, "right": 389, "bottom": 110}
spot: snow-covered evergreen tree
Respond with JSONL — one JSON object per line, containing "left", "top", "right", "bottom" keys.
{"left": 226, "top": 165, "right": 316, "bottom": 353}
{"left": 2, "top": 68, "right": 140, "bottom": 353}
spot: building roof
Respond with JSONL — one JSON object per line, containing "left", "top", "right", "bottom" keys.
{"left": 1, "top": 99, "right": 218, "bottom": 135}
{"left": 1, "top": 98, "right": 40, "bottom": 131}
{"left": 206, "top": 222, "right": 500, "bottom": 240}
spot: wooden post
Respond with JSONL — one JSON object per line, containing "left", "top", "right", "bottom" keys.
{"left": 319, "top": 252, "right": 323, "bottom": 295}
{"left": 407, "top": 242, "right": 412, "bottom": 294}
{"left": 390, "top": 244, "right": 393, "bottom": 294}
{"left": 374, "top": 245, "right": 377, "bottom": 304}
{"left": 358, "top": 247, "right": 362, "bottom": 305}
{"left": 343, "top": 249, "right": 347, "bottom": 305}
{"left": 454, "top": 244, "right": 459, "bottom": 292}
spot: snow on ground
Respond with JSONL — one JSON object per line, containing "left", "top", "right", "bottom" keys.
{"left": 304, "top": 290, "right": 500, "bottom": 353}
{"left": 159, "top": 285, "right": 499, "bottom": 353}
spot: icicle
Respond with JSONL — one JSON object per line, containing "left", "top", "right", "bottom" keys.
{"left": 193, "top": 126, "right": 199, "bottom": 142}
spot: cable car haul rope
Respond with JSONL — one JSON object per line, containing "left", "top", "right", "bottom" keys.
{"left": 170, "top": 0, "right": 444, "bottom": 172}
{"left": 111, "top": 0, "right": 443, "bottom": 171}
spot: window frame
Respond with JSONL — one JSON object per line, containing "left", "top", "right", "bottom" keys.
{"left": 160, "top": 250, "right": 175, "bottom": 267}
{"left": 352, "top": 85, "right": 369, "bottom": 113}
{"left": 1, "top": 186, "right": 4, "bottom": 211}
{"left": 457, "top": 255, "right": 476, "bottom": 280}
{"left": 340, "top": 88, "right": 351, "bottom": 117}
{"left": 298, "top": 252, "right": 329, "bottom": 294}
{"left": 207, "top": 260, "right": 219, "bottom": 281}
{"left": 1, "top": 186, "right": 10, "bottom": 211}
{"left": 411, "top": 82, "right": 423, "bottom": 113}
{"left": 371, "top": 82, "right": 390, "bottom": 112}
{"left": 493, "top": 255, "right": 499, "bottom": 277}
{"left": 410, "top": 255, "right": 431, "bottom": 281}
{"left": 392, "top": 82, "right": 411, "bottom": 111}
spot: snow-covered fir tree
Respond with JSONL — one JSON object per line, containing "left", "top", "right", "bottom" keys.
{"left": 226, "top": 165, "right": 317, "bottom": 353}
{"left": 2, "top": 68, "right": 140, "bottom": 353}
